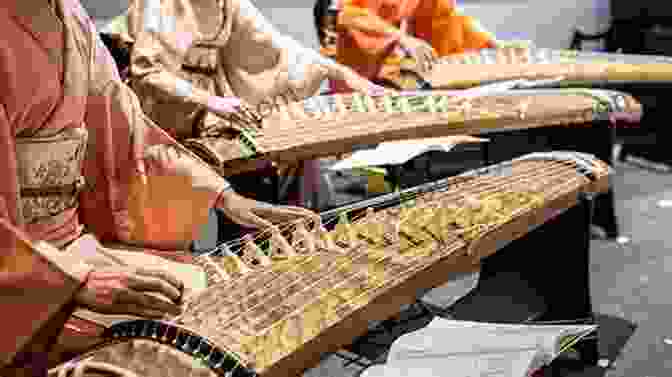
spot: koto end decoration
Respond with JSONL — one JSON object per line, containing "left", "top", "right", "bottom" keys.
{"left": 181, "top": 90, "right": 640, "bottom": 175}
{"left": 55, "top": 152, "right": 611, "bottom": 377}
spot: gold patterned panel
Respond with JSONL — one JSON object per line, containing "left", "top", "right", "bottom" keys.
{"left": 16, "top": 127, "right": 88, "bottom": 224}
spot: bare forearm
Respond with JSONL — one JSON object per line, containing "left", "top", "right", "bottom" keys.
{"left": 139, "top": 71, "right": 227, "bottom": 116}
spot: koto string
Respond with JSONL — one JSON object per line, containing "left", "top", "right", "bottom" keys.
{"left": 206, "top": 160, "right": 583, "bottom": 254}
{"left": 162, "top": 159, "right": 607, "bottom": 374}
{"left": 200, "top": 159, "right": 588, "bottom": 263}
{"left": 184, "top": 159, "right": 586, "bottom": 320}
{"left": 188, "top": 158, "right": 587, "bottom": 309}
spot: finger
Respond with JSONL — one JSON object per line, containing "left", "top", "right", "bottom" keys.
{"left": 121, "top": 290, "right": 182, "bottom": 316}
{"left": 426, "top": 52, "right": 434, "bottom": 70}
{"left": 254, "top": 205, "right": 318, "bottom": 222}
{"left": 429, "top": 46, "right": 438, "bottom": 59}
{"left": 426, "top": 53, "right": 435, "bottom": 68}
{"left": 419, "top": 56, "right": 429, "bottom": 73}
{"left": 424, "top": 50, "right": 433, "bottom": 65}
{"left": 135, "top": 268, "right": 183, "bottom": 296}
{"left": 128, "top": 273, "right": 182, "bottom": 303}
{"left": 230, "top": 211, "right": 274, "bottom": 229}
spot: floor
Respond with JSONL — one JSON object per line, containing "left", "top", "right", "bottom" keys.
{"left": 298, "top": 155, "right": 672, "bottom": 377}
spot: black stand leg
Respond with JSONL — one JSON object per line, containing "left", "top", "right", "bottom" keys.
{"left": 545, "top": 122, "right": 620, "bottom": 239}
{"left": 450, "top": 197, "right": 599, "bottom": 365}
{"left": 483, "top": 142, "right": 491, "bottom": 166}
{"left": 532, "top": 195, "right": 599, "bottom": 365}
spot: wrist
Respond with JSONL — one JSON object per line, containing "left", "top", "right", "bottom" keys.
{"left": 33, "top": 240, "right": 94, "bottom": 285}
{"left": 325, "top": 63, "right": 349, "bottom": 82}
{"left": 215, "top": 185, "right": 236, "bottom": 208}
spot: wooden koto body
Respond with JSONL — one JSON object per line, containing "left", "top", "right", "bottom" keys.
{"left": 423, "top": 46, "right": 672, "bottom": 89}
{"left": 183, "top": 90, "right": 640, "bottom": 175}
{"left": 56, "top": 152, "right": 611, "bottom": 377}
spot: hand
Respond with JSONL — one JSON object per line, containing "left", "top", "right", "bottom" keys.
{"left": 207, "top": 96, "right": 244, "bottom": 118}
{"left": 366, "top": 82, "right": 394, "bottom": 97}
{"left": 399, "top": 35, "right": 438, "bottom": 73}
{"left": 339, "top": 68, "right": 395, "bottom": 96}
{"left": 75, "top": 266, "right": 183, "bottom": 318}
{"left": 216, "top": 190, "right": 319, "bottom": 229}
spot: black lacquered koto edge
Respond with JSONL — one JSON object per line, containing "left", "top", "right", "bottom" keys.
{"left": 103, "top": 320, "right": 257, "bottom": 377}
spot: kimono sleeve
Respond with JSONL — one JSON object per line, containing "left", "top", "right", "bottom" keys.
{"left": 81, "top": 7, "right": 231, "bottom": 250}
{"left": 0, "top": 212, "right": 90, "bottom": 367}
{"left": 221, "top": 0, "right": 334, "bottom": 104}
{"left": 126, "top": 0, "right": 216, "bottom": 109}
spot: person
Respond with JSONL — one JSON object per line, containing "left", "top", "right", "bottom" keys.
{"left": 0, "top": 0, "right": 319, "bottom": 373}
{"left": 314, "top": 0, "right": 339, "bottom": 59}
{"left": 333, "top": 0, "right": 497, "bottom": 91}
{"left": 99, "top": 0, "right": 389, "bottom": 211}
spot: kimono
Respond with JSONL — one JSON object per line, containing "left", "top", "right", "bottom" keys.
{"left": 102, "top": 0, "right": 336, "bottom": 206}
{"left": 334, "top": 0, "right": 496, "bottom": 91}
{"left": 0, "top": 0, "right": 231, "bottom": 370}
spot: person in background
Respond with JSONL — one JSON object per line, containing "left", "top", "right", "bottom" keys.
{"left": 333, "top": 0, "right": 497, "bottom": 91}
{"left": 100, "top": 0, "right": 389, "bottom": 212}
{"left": 315, "top": 0, "right": 339, "bottom": 60}
{"left": 0, "top": 0, "right": 318, "bottom": 372}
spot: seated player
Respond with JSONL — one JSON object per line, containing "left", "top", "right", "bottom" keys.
{"left": 334, "top": 0, "right": 497, "bottom": 90}
{"left": 0, "top": 0, "right": 317, "bottom": 372}
{"left": 314, "top": 0, "right": 339, "bottom": 59}
{"left": 100, "top": 0, "right": 389, "bottom": 210}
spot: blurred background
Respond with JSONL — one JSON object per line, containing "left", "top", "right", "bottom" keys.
{"left": 81, "top": 0, "right": 613, "bottom": 51}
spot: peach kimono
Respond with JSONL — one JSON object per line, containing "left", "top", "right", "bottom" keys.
{"left": 0, "top": 0, "right": 230, "bottom": 370}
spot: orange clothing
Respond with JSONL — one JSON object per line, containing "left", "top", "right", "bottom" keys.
{"left": 415, "top": 0, "right": 496, "bottom": 56}
{"left": 335, "top": 0, "right": 495, "bottom": 91}
{"left": 334, "top": 0, "right": 420, "bottom": 91}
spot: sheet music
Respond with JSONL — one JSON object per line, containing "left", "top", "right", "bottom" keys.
{"left": 329, "top": 141, "right": 457, "bottom": 170}
{"left": 383, "top": 318, "right": 596, "bottom": 376}
{"left": 360, "top": 349, "right": 539, "bottom": 377}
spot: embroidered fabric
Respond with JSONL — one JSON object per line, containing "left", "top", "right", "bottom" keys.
{"left": 16, "top": 127, "right": 89, "bottom": 224}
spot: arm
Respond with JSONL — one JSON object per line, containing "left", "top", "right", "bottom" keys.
{"left": 337, "top": 2, "right": 435, "bottom": 73}
{"left": 128, "top": 0, "right": 239, "bottom": 117}
{"left": 338, "top": 4, "right": 405, "bottom": 40}
{"left": 222, "top": 0, "right": 380, "bottom": 98}
{"left": 78, "top": 4, "right": 233, "bottom": 250}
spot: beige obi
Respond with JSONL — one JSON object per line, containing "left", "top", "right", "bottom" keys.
{"left": 16, "top": 127, "right": 88, "bottom": 224}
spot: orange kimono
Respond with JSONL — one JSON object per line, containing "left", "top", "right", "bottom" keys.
{"left": 415, "top": 0, "right": 497, "bottom": 56}
{"left": 335, "top": 0, "right": 495, "bottom": 91}
{"left": 0, "top": 0, "right": 230, "bottom": 370}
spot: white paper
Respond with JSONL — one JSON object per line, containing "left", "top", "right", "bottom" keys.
{"left": 360, "top": 349, "right": 539, "bottom": 377}
{"left": 387, "top": 318, "right": 596, "bottom": 373}
{"left": 389, "top": 328, "right": 554, "bottom": 367}
{"left": 329, "top": 141, "right": 457, "bottom": 170}
{"left": 420, "top": 270, "right": 481, "bottom": 309}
